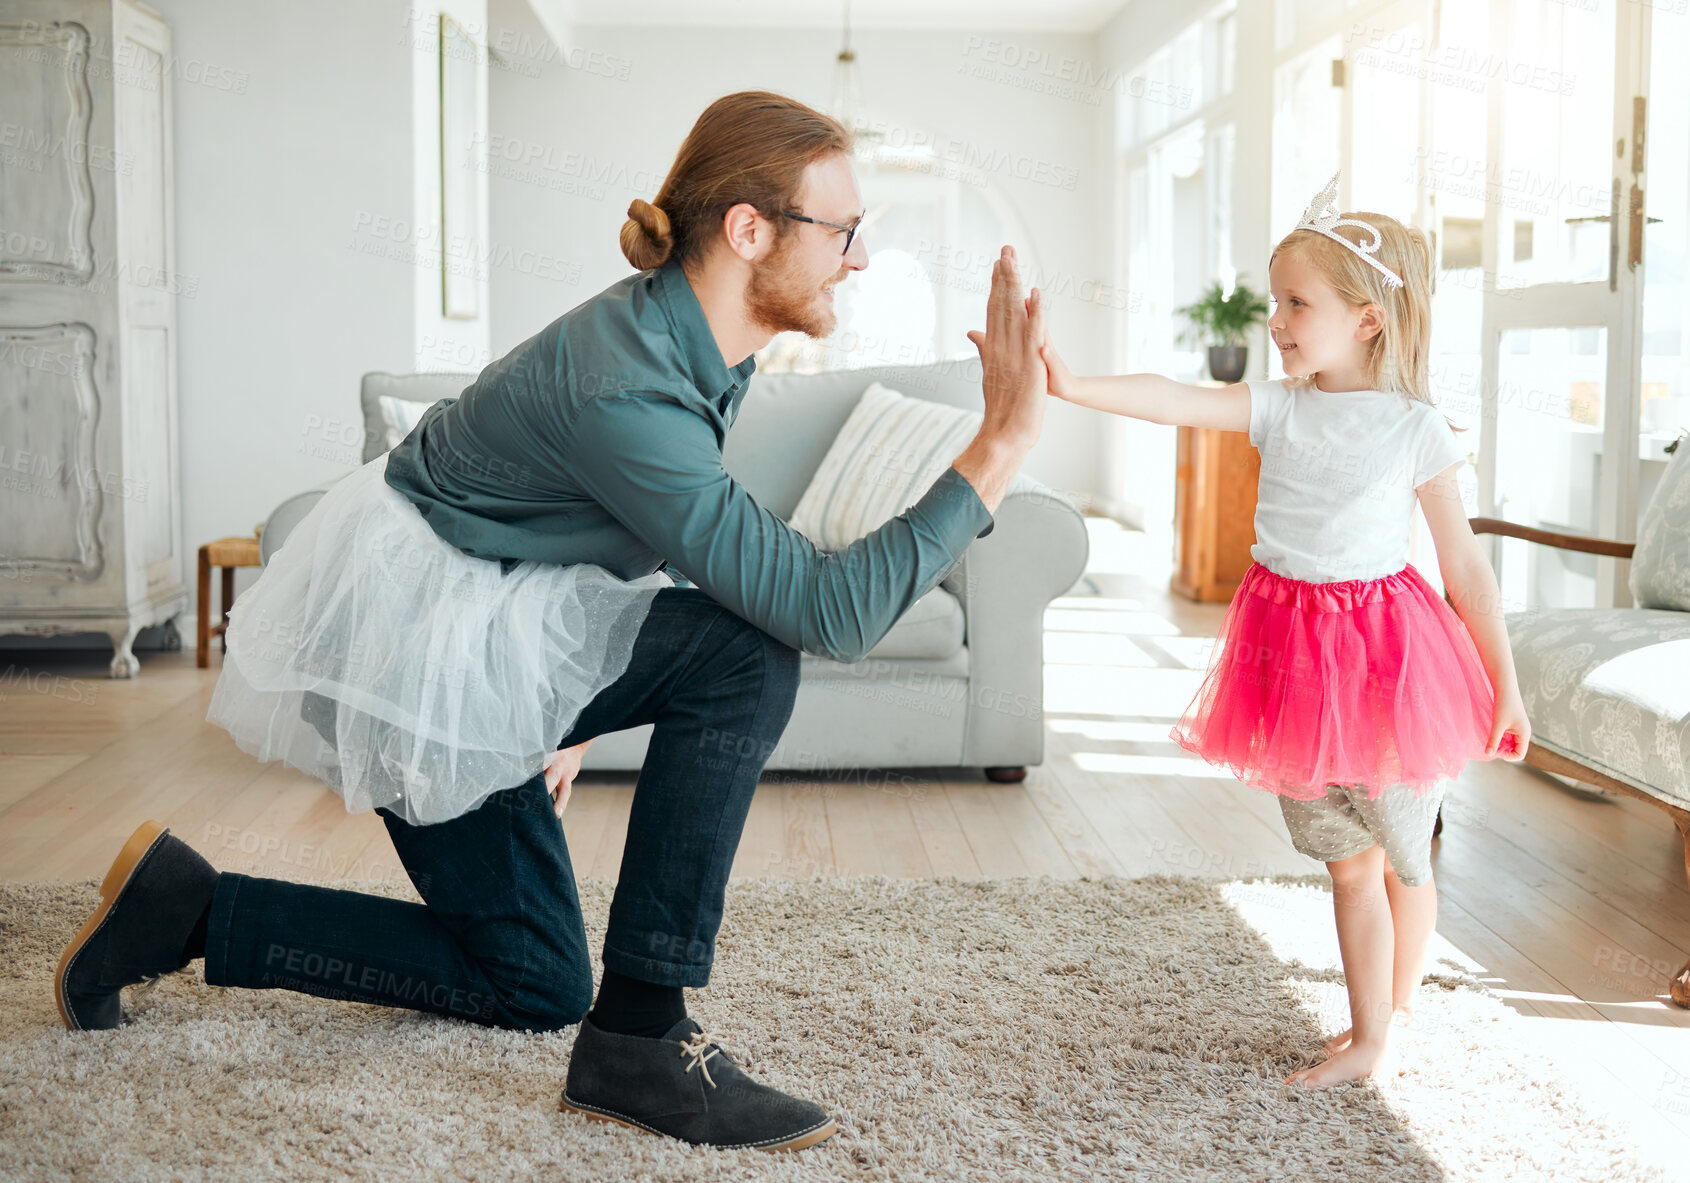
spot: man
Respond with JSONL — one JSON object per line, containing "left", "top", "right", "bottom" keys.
{"left": 56, "top": 91, "right": 1049, "bottom": 1152}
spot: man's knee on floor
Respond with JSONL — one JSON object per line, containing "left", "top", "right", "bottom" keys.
{"left": 468, "top": 938, "right": 595, "bottom": 1031}
{"left": 489, "top": 967, "right": 595, "bottom": 1032}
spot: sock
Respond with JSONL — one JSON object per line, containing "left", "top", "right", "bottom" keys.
{"left": 180, "top": 900, "right": 211, "bottom": 962}
{"left": 589, "top": 968, "right": 686, "bottom": 1038}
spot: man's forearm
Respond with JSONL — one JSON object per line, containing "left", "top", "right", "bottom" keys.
{"left": 950, "top": 433, "right": 1032, "bottom": 515}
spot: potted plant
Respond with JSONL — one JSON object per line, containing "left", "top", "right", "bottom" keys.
{"left": 1176, "top": 277, "right": 1269, "bottom": 384}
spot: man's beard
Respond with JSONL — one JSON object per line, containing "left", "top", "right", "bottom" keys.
{"left": 746, "top": 236, "right": 841, "bottom": 338}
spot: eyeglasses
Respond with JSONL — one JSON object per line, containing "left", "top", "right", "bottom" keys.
{"left": 780, "top": 211, "right": 864, "bottom": 256}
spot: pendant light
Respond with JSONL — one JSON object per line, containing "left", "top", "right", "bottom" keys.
{"left": 831, "top": 0, "right": 881, "bottom": 150}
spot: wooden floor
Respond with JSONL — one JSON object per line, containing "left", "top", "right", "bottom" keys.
{"left": 3, "top": 518, "right": 1688, "bottom": 1160}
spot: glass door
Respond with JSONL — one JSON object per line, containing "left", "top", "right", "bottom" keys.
{"left": 1341, "top": 0, "right": 1432, "bottom": 223}
{"left": 1474, "top": 0, "right": 1651, "bottom": 610}
{"left": 1639, "top": 5, "right": 1690, "bottom": 513}
{"left": 1332, "top": 1, "right": 1442, "bottom": 576}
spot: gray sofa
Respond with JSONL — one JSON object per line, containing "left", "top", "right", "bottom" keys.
{"left": 1471, "top": 434, "right": 1690, "bottom": 1007}
{"left": 261, "top": 363, "right": 1090, "bottom": 780}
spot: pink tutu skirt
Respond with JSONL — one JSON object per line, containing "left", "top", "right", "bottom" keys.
{"left": 1170, "top": 563, "right": 1494, "bottom": 801}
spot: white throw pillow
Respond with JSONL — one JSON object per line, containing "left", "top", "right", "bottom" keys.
{"left": 1630, "top": 437, "right": 1690, "bottom": 610}
{"left": 789, "top": 382, "right": 982, "bottom": 549}
{"left": 376, "top": 395, "right": 432, "bottom": 452}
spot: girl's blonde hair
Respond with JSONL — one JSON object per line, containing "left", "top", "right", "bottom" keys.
{"left": 1269, "top": 211, "right": 1433, "bottom": 404}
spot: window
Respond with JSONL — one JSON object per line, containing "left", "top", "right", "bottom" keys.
{"left": 757, "top": 163, "right": 1036, "bottom": 374}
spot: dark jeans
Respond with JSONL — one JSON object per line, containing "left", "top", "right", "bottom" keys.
{"left": 202, "top": 587, "right": 800, "bottom": 1031}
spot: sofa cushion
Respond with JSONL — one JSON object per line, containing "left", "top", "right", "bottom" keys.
{"left": 359, "top": 372, "right": 476, "bottom": 462}
{"left": 1510, "top": 606, "right": 1690, "bottom": 809}
{"left": 722, "top": 361, "right": 992, "bottom": 518}
{"left": 801, "top": 645, "right": 970, "bottom": 680}
{"left": 788, "top": 382, "right": 982, "bottom": 550}
{"left": 849, "top": 585, "right": 965, "bottom": 662}
{"left": 1631, "top": 438, "right": 1690, "bottom": 610}
{"left": 375, "top": 395, "right": 430, "bottom": 452}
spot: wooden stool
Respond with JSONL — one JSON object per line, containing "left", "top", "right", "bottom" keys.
{"left": 198, "top": 534, "right": 262, "bottom": 668}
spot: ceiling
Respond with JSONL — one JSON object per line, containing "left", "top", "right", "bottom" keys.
{"left": 555, "top": 0, "right": 1132, "bottom": 34}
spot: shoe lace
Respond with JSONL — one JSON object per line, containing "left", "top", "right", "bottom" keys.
{"left": 678, "top": 1029, "right": 721, "bottom": 1088}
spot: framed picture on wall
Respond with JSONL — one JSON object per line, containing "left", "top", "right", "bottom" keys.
{"left": 440, "top": 13, "right": 478, "bottom": 320}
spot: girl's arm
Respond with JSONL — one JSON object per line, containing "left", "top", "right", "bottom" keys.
{"left": 1416, "top": 464, "right": 1530, "bottom": 760}
{"left": 1040, "top": 338, "right": 1251, "bottom": 431}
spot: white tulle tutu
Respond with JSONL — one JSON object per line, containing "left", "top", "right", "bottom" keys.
{"left": 206, "top": 453, "right": 671, "bottom": 825}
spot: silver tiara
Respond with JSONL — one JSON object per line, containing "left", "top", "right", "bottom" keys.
{"left": 1293, "top": 171, "right": 1403, "bottom": 290}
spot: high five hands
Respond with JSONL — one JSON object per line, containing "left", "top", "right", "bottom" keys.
{"left": 965, "top": 246, "right": 1051, "bottom": 449}
{"left": 965, "top": 244, "right": 1082, "bottom": 407}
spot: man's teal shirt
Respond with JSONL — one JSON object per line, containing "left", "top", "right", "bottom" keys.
{"left": 384, "top": 259, "right": 995, "bottom": 665}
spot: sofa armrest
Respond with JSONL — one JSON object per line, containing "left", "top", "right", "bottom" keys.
{"left": 259, "top": 476, "right": 352, "bottom": 565}
{"left": 947, "top": 475, "right": 1090, "bottom": 767}
{"left": 1468, "top": 517, "right": 1635, "bottom": 560}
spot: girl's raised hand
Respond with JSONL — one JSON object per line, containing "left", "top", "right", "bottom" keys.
{"left": 1039, "top": 335, "right": 1077, "bottom": 402}
{"left": 1486, "top": 694, "right": 1531, "bottom": 761}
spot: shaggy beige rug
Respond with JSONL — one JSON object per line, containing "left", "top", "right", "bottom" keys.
{"left": 0, "top": 876, "right": 1665, "bottom": 1182}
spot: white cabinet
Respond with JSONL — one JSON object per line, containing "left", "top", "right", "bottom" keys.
{"left": 0, "top": 0, "right": 186, "bottom": 676}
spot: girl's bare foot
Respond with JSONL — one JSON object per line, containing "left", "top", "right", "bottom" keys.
{"left": 1286, "top": 1040, "right": 1389, "bottom": 1088}
{"left": 1319, "top": 1006, "right": 1417, "bottom": 1056}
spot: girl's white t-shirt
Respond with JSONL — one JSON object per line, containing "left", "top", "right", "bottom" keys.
{"left": 1246, "top": 379, "right": 1466, "bottom": 584}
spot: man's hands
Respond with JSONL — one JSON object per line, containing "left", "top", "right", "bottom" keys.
{"left": 542, "top": 739, "right": 592, "bottom": 818}
{"left": 952, "top": 246, "right": 1049, "bottom": 515}
{"left": 965, "top": 246, "right": 1047, "bottom": 453}
{"left": 963, "top": 244, "right": 1077, "bottom": 407}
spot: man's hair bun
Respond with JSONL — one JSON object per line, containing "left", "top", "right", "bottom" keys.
{"left": 620, "top": 198, "right": 674, "bottom": 270}
{"left": 618, "top": 93, "right": 850, "bottom": 269}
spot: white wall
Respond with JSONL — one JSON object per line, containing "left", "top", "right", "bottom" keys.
{"left": 143, "top": 0, "right": 415, "bottom": 578}
{"left": 411, "top": 0, "right": 492, "bottom": 371}
{"left": 124, "top": 0, "right": 492, "bottom": 629}
{"left": 482, "top": 2, "right": 1110, "bottom": 502}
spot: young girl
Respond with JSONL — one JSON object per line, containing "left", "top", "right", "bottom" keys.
{"left": 1041, "top": 174, "right": 1531, "bottom": 1088}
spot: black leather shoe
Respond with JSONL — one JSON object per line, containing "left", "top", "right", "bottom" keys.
{"left": 55, "top": 821, "right": 219, "bottom": 1030}
{"left": 560, "top": 1016, "right": 837, "bottom": 1152}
